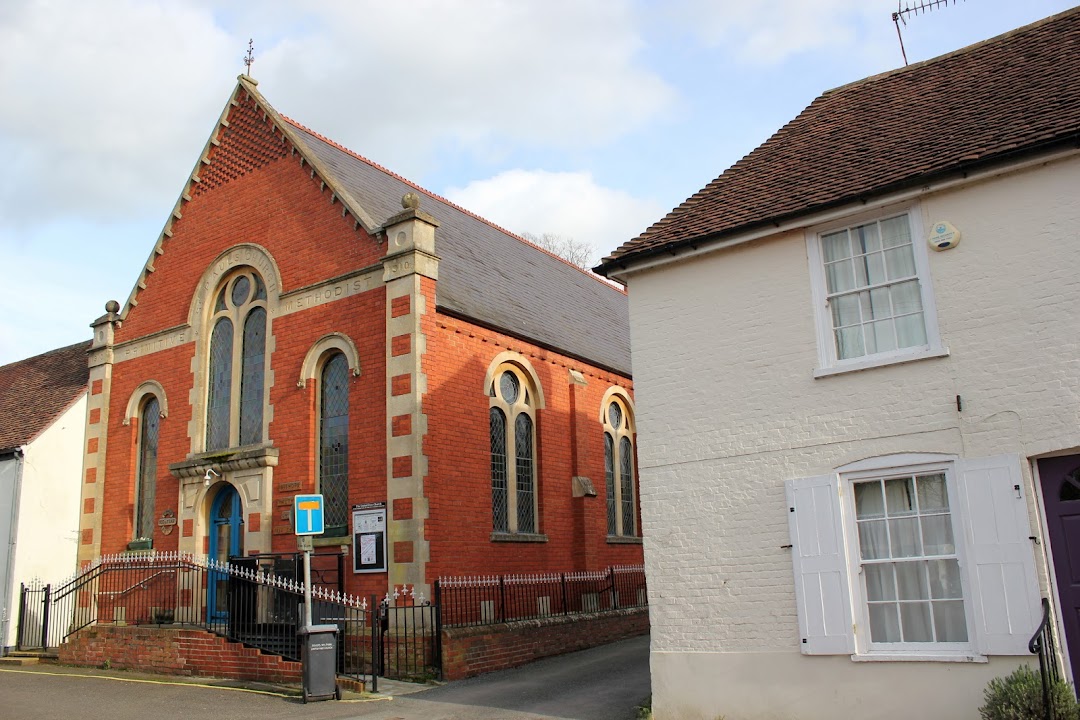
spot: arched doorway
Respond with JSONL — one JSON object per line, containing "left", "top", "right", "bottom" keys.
{"left": 208, "top": 484, "right": 244, "bottom": 620}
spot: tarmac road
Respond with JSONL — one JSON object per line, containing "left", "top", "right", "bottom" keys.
{"left": 0, "top": 634, "right": 650, "bottom": 720}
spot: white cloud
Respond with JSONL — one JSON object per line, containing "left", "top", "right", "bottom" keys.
{"left": 444, "top": 169, "right": 664, "bottom": 260}
{"left": 0, "top": 0, "right": 235, "bottom": 226}
{"left": 663, "top": 0, "right": 879, "bottom": 65}
{"left": 246, "top": 0, "right": 676, "bottom": 178}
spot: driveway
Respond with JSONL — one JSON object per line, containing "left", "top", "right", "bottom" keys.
{"left": 0, "top": 633, "right": 651, "bottom": 720}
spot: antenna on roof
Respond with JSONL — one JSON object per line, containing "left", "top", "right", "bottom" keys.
{"left": 243, "top": 39, "right": 255, "bottom": 76}
{"left": 892, "top": 0, "right": 964, "bottom": 66}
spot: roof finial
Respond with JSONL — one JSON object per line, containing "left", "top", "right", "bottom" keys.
{"left": 243, "top": 39, "right": 255, "bottom": 76}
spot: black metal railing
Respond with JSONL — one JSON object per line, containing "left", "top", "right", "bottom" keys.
{"left": 16, "top": 553, "right": 442, "bottom": 684}
{"left": 1029, "top": 597, "right": 1061, "bottom": 720}
{"left": 435, "top": 564, "right": 647, "bottom": 628}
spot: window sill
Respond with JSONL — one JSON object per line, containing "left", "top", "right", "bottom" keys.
{"left": 312, "top": 535, "right": 349, "bottom": 548}
{"left": 814, "top": 346, "right": 950, "bottom": 379}
{"left": 490, "top": 532, "right": 549, "bottom": 543}
{"left": 607, "top": 535, "right": 643, "bottom": 545}
{"left": 850, "top": 652, "right": 986, "bottom": 663}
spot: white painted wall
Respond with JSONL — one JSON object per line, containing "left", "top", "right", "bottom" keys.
{"left": 2, "top": 395, "right": 86, "bottom": 650}
{"left": 626, "top": 153, "right": 1080, "bottom": 719}
{"left": 0, "top": 455, "right": 19, "bottom": 653}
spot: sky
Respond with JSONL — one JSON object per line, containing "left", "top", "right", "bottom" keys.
{"left": 0, "top": 0, "right": 1075, "bottom": 366}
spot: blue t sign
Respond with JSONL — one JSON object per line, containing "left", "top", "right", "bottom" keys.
{"left": 294, "top": 494, "right": 325, "bottom": 535}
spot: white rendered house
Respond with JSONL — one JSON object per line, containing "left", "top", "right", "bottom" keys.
{"left": 0, "top": 342, "right": 88, "bottom": 654}
{"left": 596, "top": 9, "right": 1080, "bottom": 720}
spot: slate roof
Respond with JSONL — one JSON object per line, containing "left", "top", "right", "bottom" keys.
{"left": 0, "top": 341, "right": 90, "bottom": 453}
{"left": 596, "top": 6, "right": 1080, "bottom": 274}
{"left": 288, "top": 122, "right": 632, "bottom": 376}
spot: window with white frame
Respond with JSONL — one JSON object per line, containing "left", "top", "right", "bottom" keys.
{"left": 786, "top": 454, "right": 1040, "bottom": 659}
{"left": 851, "top": 471, "right": 967, "bottom": 647}
{"left": 808, "top": 210, "right": 943, "bottom": 372}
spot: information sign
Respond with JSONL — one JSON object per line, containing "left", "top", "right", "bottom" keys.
{"left": 294, "top": 494, "right": 325, "bottom": 535}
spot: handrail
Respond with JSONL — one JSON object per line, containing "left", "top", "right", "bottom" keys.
{"left": 1028, "top": 597, "right": 1059, "bottom": 720}
{"left": 97, "top": 569, "right": 175, "bottom": 598}
{"left": 1029, "top": 597, "right": 1052, "bottom": 654}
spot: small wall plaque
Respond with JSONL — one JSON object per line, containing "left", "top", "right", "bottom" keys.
{"left": 158, "top": 509, "right": 178, "bottom": 536}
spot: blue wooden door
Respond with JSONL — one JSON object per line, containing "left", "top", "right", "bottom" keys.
{"left": 208, "top": 484, "right": 244, "bottom": 620}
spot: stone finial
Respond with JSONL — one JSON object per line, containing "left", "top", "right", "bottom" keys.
{"left": 402, "top": 192, "right": 420, "bottom": 210}
{"left": 105, "top": 300, "right": 120, "bottom": 314}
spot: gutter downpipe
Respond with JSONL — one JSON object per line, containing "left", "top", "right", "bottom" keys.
{"left": 0, "top": 448, "right": 24, "bottom": 657}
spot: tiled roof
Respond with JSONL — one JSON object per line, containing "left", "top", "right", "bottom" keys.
{"left": 288, "top": 122, "right": 633, "bottom": 376}
{"left": 597, "top": 6, "right": 1080, "bottom": 273}
{"left": 0, "top": 341, "right": 90, "bottom": 453}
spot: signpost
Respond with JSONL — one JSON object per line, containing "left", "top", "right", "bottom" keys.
{"left": 292, "top": 493, "right": 339, "bottom": 702}
{"left": 294, "top": 494, "right": 324, "bottom": 628}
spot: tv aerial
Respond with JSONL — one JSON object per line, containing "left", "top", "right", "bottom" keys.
{"left": 892, "top": 0, "right": 965, "bottom": 66}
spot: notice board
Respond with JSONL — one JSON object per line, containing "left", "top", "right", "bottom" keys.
{"left": 352, "top": 503, "right": 387, "bottom": 573}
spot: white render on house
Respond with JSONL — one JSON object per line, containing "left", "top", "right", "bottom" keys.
{"left": 1, "top": 395, "right": 86, "bottom": 652}
{"left": 623, "top": 153, "right": 1080, "bottom": 719}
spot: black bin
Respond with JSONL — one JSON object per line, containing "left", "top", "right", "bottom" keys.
{"left": 298, "top": 624, "right": 341, "bottom": 702}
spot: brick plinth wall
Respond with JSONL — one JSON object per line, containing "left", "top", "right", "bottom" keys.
{"left": 58, "top": 626, "right": 301, "bottom": 684}
{"left": 440, "top": 607, "right": 649, "bottom": 680}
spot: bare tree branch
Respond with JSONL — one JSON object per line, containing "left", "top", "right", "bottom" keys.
{"left": 520, "top": 231, "right": 596, "bottom": 270}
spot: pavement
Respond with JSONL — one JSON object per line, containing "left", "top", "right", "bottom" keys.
{"left": 0, "top": 633, "right": 651, "bottom": 720}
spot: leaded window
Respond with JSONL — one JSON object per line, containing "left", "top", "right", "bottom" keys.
{"left": 135, "top": 396, "right": 160, "bottom": 539}
{"left": 603, "top": 394, "right": 636, "bottom": 537}
{"left": 488, "top": 364, "right": 538, "bottom": 534}
{"left": 319, "top": 352, "right": 350, "bottom": 536}
{"left": 205, "top": 269, "right": 268, "bottom": 451}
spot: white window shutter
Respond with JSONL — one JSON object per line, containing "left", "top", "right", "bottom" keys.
{"left": 786, "top": 474, "right": 855, "bottom": 655}
{"left": 956, "top": 454, "right": 1041, "bottom": 655}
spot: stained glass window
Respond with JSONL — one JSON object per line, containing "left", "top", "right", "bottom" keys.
{"left": 490, "top": 408, "right": 508, "bottom": 532}
{"left": 603, "top": 395, "right": 637, "bottom": 538}
{"left": 239, "top": 307, "right": 265, "bottom": 446}
{"left": 515, "top": 413, "right": 535, "bottom": 533}
{"left": 207, "top": 318, "right": 233, "bottom": 451}
{"left": 136, "top": 397, "right": 160, "bottom": 539}
{"left": 605, "top": 433, "right": 616, "bottom": 535}
{"left": 205, "top": 268, "right": 268, "bottom": 451}
{"left": 620, "top": 436, "right": 634, "bottom": 536}
{"left": 320, "top": 353, "right": 350, "bottom": 536}
{"left": 489, "top": 363, "right": 538, "bottom": 535}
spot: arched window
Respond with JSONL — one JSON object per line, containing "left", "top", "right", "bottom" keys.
{"left": 206, "top": 269, "right": 267, "bottom": 451}
{"left": 319, "top": 352, "right": 350, "bottom": 536}
{"left": 135, "top": 396, "right": 160, "bottom": 540}
{"left": 603, "top": 393, "right": 636, "bottom": 537}
{"left": 489, "top": 363, "right": 539, "bottom": 534}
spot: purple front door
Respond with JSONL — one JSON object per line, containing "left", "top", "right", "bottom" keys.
{"left": 1038, "top": 454, "right": 1080, "bottom": 685}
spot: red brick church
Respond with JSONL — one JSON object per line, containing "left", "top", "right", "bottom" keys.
{"left": 76, "top": 75, "right": 641, "bottom": 603}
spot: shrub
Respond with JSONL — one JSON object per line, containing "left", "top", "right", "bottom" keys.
{"left": 980, "top": 664, "right": 1080, "bottom": 720}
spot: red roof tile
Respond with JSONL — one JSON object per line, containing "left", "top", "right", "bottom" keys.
{"left": 0, "top": 342, "right": 90, "bottom": 453}
{"left": 597, "top": 7, "right": 1080, "bottom": 273}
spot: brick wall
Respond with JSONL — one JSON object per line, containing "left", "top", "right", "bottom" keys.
{"left": 58, "top": 625, "right": 301, "bottom": 684}
{"left": 440, "top": 607, "right": 649, "bottom": 680}
{"left": 422, "top": 305, "right": 643, "bottom": 581}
